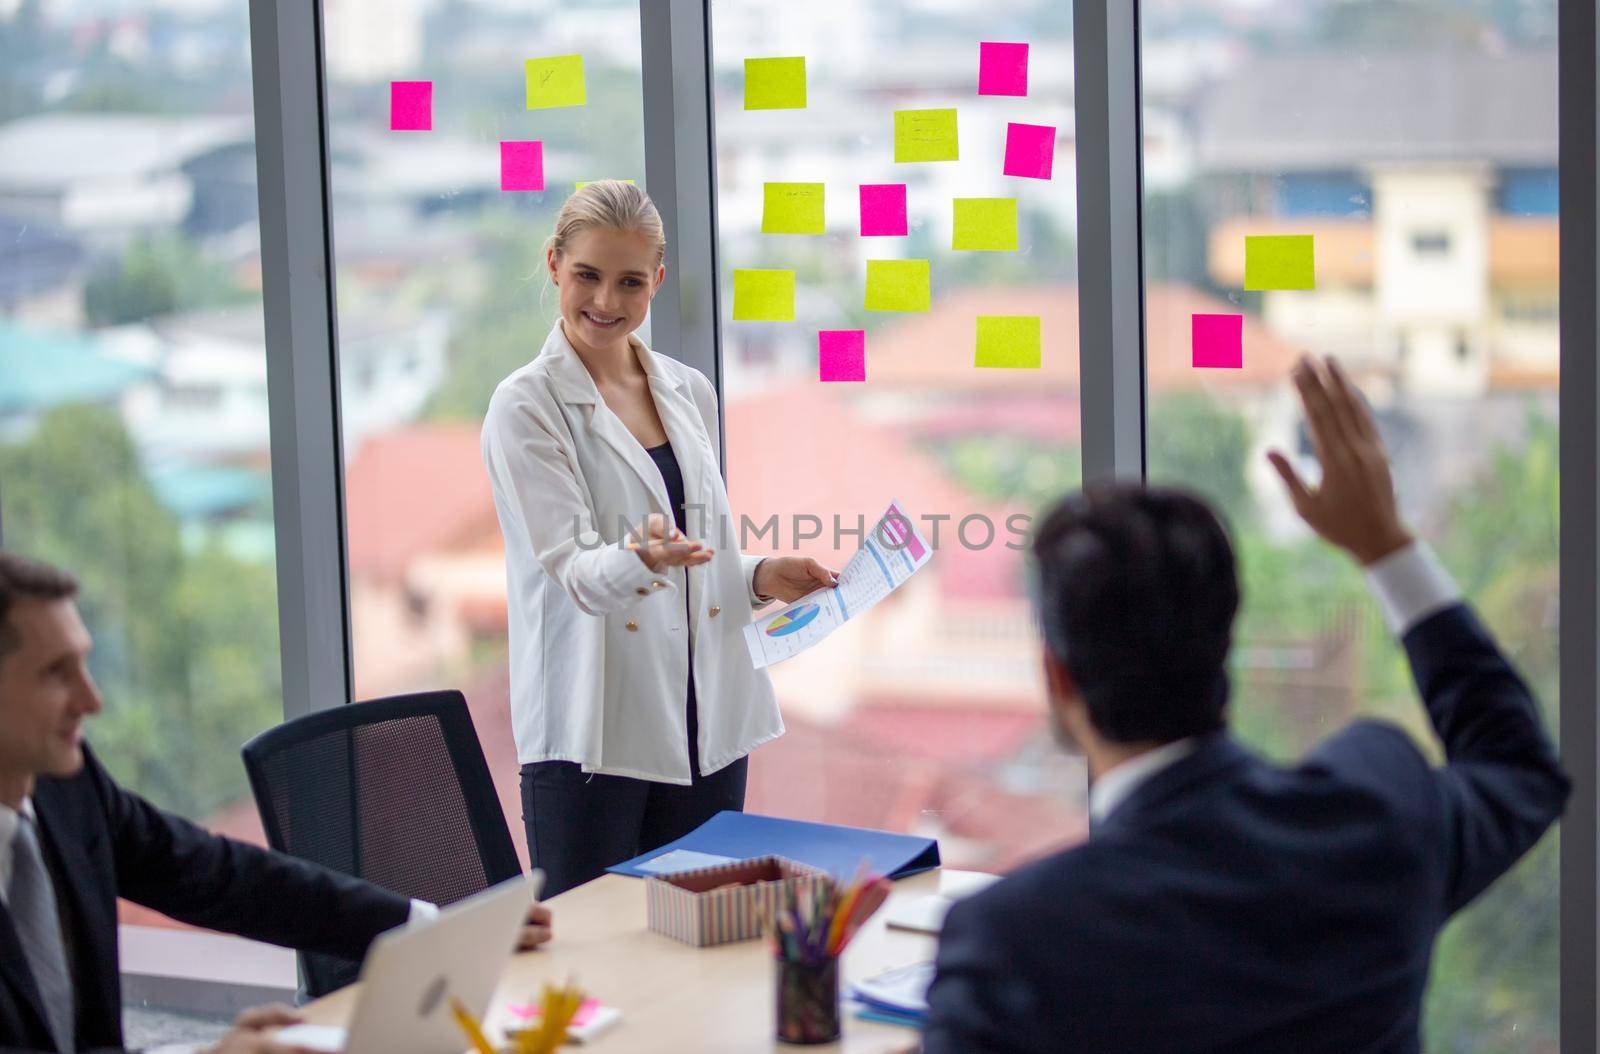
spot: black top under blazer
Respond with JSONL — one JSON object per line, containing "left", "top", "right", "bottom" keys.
{"left": 923, "top": 603, "right": 1569, "bottom": 1054}
{"left": 0, "top": 744, "right": 411, "bottom": 1053}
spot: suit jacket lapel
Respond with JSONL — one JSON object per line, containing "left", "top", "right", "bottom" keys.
{"left": 1095, "top": 732, "right": 1252, "bottom": 837}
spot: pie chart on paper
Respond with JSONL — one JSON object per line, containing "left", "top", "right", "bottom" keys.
{"left": 766, "top": 603, "right": 820, "bottom": 637}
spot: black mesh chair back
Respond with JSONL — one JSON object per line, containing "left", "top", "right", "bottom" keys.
{"left": 240, "top": 690, "right": 521, "bottom": 998}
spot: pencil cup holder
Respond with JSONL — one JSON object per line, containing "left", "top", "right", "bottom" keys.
{"left": 775, "top": 953, "right": 841, "bottom": 1044}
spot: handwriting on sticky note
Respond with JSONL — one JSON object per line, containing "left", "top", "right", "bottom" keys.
{"left": 389, "top": 81, "right": 431, "bottom": 131}
{"left": 745, "top": 57, "right": 807, "bottom": 109}
{"left": 762, "top": 183, "right": 825, "bottom": 235}
{"left": 525, "top": 55, "right": 586, "bottom": 109}
{"left": 819, "top": 330, "right": 866, "bottom": 382}
{"left": 859, "top": 184, "right": 908, "bottom": 237}
{"left": 733, "top": 270, "right": 795, "bottom": 321}
{"left": 978, "top": 42, "right": 1029, "bottom": 96}
{"left": 1244, "top": 235, "right": 1315, "bottom": 290}
{"left": 953, "top": 199, "right": 1018, "bottom": 251}
{"left": 1192, "top": 314, "right": 1244, "bottom": 369}
{"left": 500, "top": 141, "right": 543, "bottom": 192}
{"left": 975, "top": 316, "right": 1041, "bottom": 369}
{"left": 1003, "top": 122, "right": 1055, "bottom": 180}
{"left": 864, "top": 259, "right": 931, "bottom": 312}
{"left": 894, "top": 109, "right": 959, "bottom": 163}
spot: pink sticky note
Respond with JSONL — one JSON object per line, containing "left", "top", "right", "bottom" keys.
{"left": 1003, "top": 122, "right": 1055, "bottom": 180}
{"left": 390, "top": 81, "right": 432, "bottom": 131}
{"left": 859, "top": 184, "right": 908, "bottom": 237}
{"left": 978, "top": 42, "right": 1028, "bottom": 96}
{"left": 819, "top": 330, "right": 866, "bottom": 382}
{"left": 508, "top": 998, "right": 601, "bottom": 1027}
{"left": 1192, "top": 314, "right": 1244, "bottom": 369}
{"left": 500, "top": 141, "right": 544, "bottom": 191}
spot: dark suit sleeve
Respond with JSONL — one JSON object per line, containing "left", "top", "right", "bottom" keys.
{"left": 922, "top": 894, "right": 1042, "bottom": 1054}
{"left": 1400, "top": 603, "right": 1570, "bottom": 912}
{"left": 83, "top": 748, "right": 411, "bottom": 962}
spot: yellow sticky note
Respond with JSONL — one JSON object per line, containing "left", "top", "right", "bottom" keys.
{"left": 745, "top": 57, "right": 807, "bottom": 110}
{"left": 733, "top": 269, "right": 795, "bottom": 321}
{"left": 894, "top": 109, "right": 959, "bottom": 163}
{"left": 526, "top": 55, "right": 586, "bottom": 109}
{"left": 1244, "top": 235, "right": 1315, "bottom": 290}
{"left": 574, "top": 180, "right": 636, "bottom": 190}
{"left": 864, "top": 259, "right": 931, "bottom": 312}
{"left": 975, "top": 315, "right": 1041, "bottom": 369}
{"left": 953, "top": 199, "right": 1018, "bottom": 252}
{"left": 762, "top": 183, "right": 825, "bottom": 235}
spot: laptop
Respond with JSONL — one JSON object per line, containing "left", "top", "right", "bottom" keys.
{"left": 276, "top": 871, "right": 544, "bottom": 1054}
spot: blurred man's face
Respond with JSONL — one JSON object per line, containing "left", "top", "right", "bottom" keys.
{"left": 0, "top": 598, "right": 102, "bottom": 800}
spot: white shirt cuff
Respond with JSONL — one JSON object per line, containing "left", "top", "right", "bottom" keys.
{"left": 1364, "top": 541, "right": 1461, "bottom": 635}
{"left": 408, "top": 898, "right": 440, "bottom": 925}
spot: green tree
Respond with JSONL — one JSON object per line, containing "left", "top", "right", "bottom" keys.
{"left": 1422, "top": 411, "right": 1560, "bottom": 1054}
{"left": 0, "top": 405, "right": 282, "bottom": 819}
{"left": 83, "top": 232, "right": 250, "bottom": 327}
{"left": 1148, "top": 390, "right": 1256, "bottom": 523}
{"left": 422, "top": 216, "right": 557, "bottom": 422}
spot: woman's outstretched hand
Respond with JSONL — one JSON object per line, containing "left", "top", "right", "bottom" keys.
{"left": 631, "top": 512, "right": 715, "bottom": 571}
{"left": 754, "top": 557, "right": 840, "bottom": 604}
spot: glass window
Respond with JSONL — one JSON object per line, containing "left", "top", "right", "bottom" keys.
{"left": 1141, "top": 4, "right": 1559, "bottom": 1048}
{"left": 323, "top": 0, "right": 649, "bottom": 868}
{"left": 0, "top": 0, "right": 283, "bottom": 946}
{"left": 711, "top": 0, "right": 1083, "bottom": 872}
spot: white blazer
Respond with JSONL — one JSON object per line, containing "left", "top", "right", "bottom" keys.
{"left": 481, "top": 324, "right": 783, "bottom": 783}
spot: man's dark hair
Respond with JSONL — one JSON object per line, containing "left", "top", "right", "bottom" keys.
{"left": 0, "top": 551, "right": 80, "bottom": 661}
{"left": 1030, "top": 484, "right": 1239, "bottom": 744}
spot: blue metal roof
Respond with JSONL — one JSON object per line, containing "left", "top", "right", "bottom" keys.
{"left": 0, "top": 320, "right": 155, "bottom": 414}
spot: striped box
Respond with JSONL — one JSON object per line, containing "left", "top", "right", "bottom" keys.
{"left": 646, "top": 856, "right": 831, "bottom": 947}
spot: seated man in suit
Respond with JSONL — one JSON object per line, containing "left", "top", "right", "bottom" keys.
{"left": 923, "top": 356, "right": 1569, "bottom": 1054}
{"left": 0, "top": 552, "right": 554, "bottom": 1054}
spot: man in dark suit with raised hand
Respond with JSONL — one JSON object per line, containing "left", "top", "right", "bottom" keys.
{"left": 922, "top": 356, "right": 1569, "bottom": 1054}
{"left": 0, "top": 553, "right": 550, "bottom": 1053}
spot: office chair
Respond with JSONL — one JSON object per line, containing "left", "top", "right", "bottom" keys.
{"left": 241, "top": 689, "right": 522, "bottom": 998}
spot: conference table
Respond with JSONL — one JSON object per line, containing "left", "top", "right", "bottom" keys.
{"left": 299, "top": 868, "right": 975, "bottom": 1052}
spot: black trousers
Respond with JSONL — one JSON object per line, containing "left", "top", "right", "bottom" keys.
{"left": 520, "top": 682, "right": 747, "bottom": 897}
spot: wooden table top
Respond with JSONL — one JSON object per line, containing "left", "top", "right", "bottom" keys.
{"left": 298, "top": 868, "right": 964, "bottom": 1053}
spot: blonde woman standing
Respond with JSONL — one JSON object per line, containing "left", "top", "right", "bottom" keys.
{"left": 482, "top": 182, "right": 836, "bottom": 895}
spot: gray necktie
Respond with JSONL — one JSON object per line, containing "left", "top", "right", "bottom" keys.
{"left": 10, "top": 814, "right": 74, "bottom": 1053}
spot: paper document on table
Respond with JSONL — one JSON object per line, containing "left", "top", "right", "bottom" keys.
{"left": 744, "top": 500, "right": 931, "bottom": 669}
{"left": 636, "top": 849, "right": 740, "bottom": 875}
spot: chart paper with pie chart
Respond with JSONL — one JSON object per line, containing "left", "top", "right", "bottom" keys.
{"left": 744, "top": 499, "right": 933, "bottom": 669}
{"left": 766, "top": 603, "right": 821, "bottom": 636}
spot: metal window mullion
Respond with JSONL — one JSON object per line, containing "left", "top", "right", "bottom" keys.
{"left": 249, "top": 0, "right": 354, "bottom": 719}
{"left": 1558, "top": 0, "right": 1600, "bottom": 1049}
{"left": 639, "top": 0, "right": 725, "bottom": 458}
{"left": 1073, "top": 0, "right": 1147, "bottom": 484}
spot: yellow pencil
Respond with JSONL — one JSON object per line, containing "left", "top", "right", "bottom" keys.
{"left": 448, "top": 996, "right": 498, "bottom": 1054}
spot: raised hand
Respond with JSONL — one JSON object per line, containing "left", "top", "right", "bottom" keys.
{"left": 1266, "top": 356, "right": 1414, "bottom": 566}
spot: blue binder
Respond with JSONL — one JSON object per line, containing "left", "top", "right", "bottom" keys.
{"left": 607, "top": 811, "right": 941, "bottom": 880}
